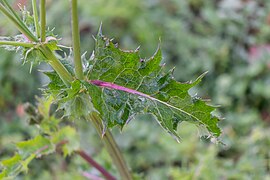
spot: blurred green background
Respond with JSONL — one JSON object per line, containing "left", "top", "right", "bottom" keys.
{"left": 1, "top": 0, "right": 270, "bottom": 179}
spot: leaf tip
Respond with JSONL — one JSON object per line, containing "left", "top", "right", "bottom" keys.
{"left": 199, "top": 71, "right": 208, "bottom": 79}
{"left": 193, "top": 71, "right": 208, "bottom": 85}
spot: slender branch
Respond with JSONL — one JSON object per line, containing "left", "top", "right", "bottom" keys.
{"left": 34, "top": 140, "right": 115, "bottom": 180}
{"left": 0, "top": 41, "right": 34, "bottom": 48}
{"left": 76, "top": 150, "right": 116, "bottom": 180}
{"left": 39, "top": 45, "right": 73, "bottom": 86}
{"left": 40, "top": 0, "right": 46, "bottom": 42}
{"left": 2, "top": 0, "right": 22, "bottom": 25}
{"left": 89, "top": 112, "right": 132, "bottom": 180}
{"left": 31, "top": 0, "right": 40, "bottom": 38}
{"left": 2, "top": 0, "right": 38, "bottom": 40}
{"left": 55, "top": 141, "right": 115, "bottom": 180}
{"left": 1, "top": 0, "right": 34, "bottom": 39}
{"left": 0, "top": 2, "right": 37, "bottom": 42}
{"left": 70, "top": 0, "right": 83, "bottom": 80}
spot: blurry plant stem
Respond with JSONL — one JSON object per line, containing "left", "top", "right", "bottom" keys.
{"left": 2, "top": 0, "right": 22, "bottom": 23}
{"left": 0, "top": 2, "right": 38, "bottom": 42}
{"left": 40, "top": 0, "right": 46, "bottom": 42}
{"left": 70, "top": 0, "right": 83, "bottom": 80}
{"left": 89, "top": 112, "right": 132, "bottom": 180}
{"left": 0, "top": 41, "right": 34, "bottom": 47}
{"left": 32, "top": 0, "right": 40, "bottom": 38}
{"left": 76, "top": 150, "right": 116, "bottom": 180}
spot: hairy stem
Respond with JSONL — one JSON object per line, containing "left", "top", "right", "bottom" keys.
{"left": 40, "top": 0, "right": 46, "bottom": 42}
{"left": 70, "top": 0, "right": 83, "bottom": 80}
{"left": 89, "top": 112, "right": 132, "bottom": 180}
{"left": 0, "top": 41, "right": 34, "bottom": 47}
{"left": 76, "top": 150, "right": 116, "bottom": 180}
{"left": 31, "top": 0, "right": 40, "bottom": 38}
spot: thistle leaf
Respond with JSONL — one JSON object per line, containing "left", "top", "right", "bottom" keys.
{"left": 0, "top": 136, "right": 54, "bottom": 178}
{"left": 16, "top": 135, "right": 54, "bottom": 159}
{"left": 52, "top": 126, "right": 80, "bottom": 157}
{"left": 0, "top": 98, "right": 80, "bottom": 179}
{"left": 0, "top": 127, "right": 80, "bottom": 178}
{"left": 84, "top": 29, "right": 221, "bottom": 142}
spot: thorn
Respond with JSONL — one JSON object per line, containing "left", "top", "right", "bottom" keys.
{"left": 195, "top": 71, "right": 208, "bottom": 84}
{"left": 101, "top": 120, "right": 107, "bottom": 138}
{"left": 105, "top": 39, "right": 110, "bottom": 47}
{"left": 92, "top": 35, "right": 97, "bottom": 41}
{"left": 98, "top": 22, "right": 103, "bottom": 36}
{"left": 90, "top": 51, "right": 95, "bottom": 60}
{"left": 102, "top": 128, "right": 106, "bottom": 138}
{"left": 158, "top": 37, "right": 162, "bottom": 44}
{"left": 125, "top": 114, "right": 135, "bottom": 125}
{"left": 29, "top": 62, "right": 33, "bottom": 74}
{"left": 154, "top": 43, "right": 161, "bottom": 56}
{"left": 82, "top": 51, "right": 87, "bottom": 57}
{"left": 135, "top": 46, "right": 141, "bottom": 52}
{"left": 148, "top": 42, "right": 162, "bottom": 61}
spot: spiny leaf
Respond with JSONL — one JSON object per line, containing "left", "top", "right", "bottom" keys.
{"left": 43, "top": 70, "right": 66, "bottom": 95}
{"left": 0, "top": 125, "right": 80, "bottom": 178}
{"left": 0, "top": 154, "right": 21, "bottom": 178}
{"left": 16, "top": 135, "right": 54, "bottom": 159}
{"left": 0, "top": 136, "right": 54, "bottom": 179}
{"left": 56, "top": 80, "right": 95, "bottom": 120}
{"left": 51, "top": 126, "right": 80, "bottom": 157}
{"left": 83, "top": 29, "right": 221, "bottom": 142}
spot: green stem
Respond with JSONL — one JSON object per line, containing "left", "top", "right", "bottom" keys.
{"left": 70, "top": 0, "right": 83, "bottom": 80}
{"left": 0, "top": 1, "right": 72, "bottom": 86}
{"left": 0, "top": 2, "right": 37, "bottom": 42}
{"left": 2, "top": 0, "right": 22, "bottom": 25}
{"left": 1, "top": 0, "right": 33, "bottom": 38}
{"left": 39, "top": 45, "right": 73, "bottom": 86}
{"left": 40, "top": 0, "right": 46, "bottom": 42}
{"left": 89, "top": 112, "right": 132, "bottom": 180}
{"left": 0, "top": 41, "right": 34, "bottom": 48}
{"left": 31, "top": 0, "right": 40, "bottom": 38}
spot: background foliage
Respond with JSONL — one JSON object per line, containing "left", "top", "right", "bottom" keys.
{"left": 0, "top": 0, "right": 270, "bottom": 179}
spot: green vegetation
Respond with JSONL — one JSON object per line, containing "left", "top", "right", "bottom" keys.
{"left": 0, "top": 0, "right": 270, "bottom": 179}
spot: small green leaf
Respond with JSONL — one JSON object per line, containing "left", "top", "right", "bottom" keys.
{"left": 16, "top": 135, "right": 54, "bottom": 159}
{"left": 52, "top": 126, "right": 80, "bottom": 157}
{"left": 1, "top": 154, "right": 22, "bottom": 178}
{"left": 37, "top": 96, "right": 54, "bottom": 118}
{"left": 43, "top": 70, "right": 66, "bottom": 94}
{"left": 0, "top": 153, "right": 21, "bottom": 179}
{"left": 1, "top": 154, "right": 21, "bottom": 168}
{"left": 54, "top": 80, "right": 96, "bottom": 120}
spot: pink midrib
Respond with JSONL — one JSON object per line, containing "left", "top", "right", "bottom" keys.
{"left": 89, "top": 80, "right": 153, "bottom": 100}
